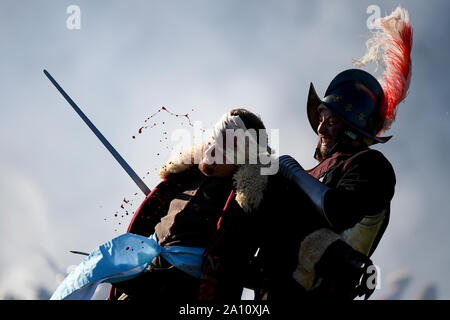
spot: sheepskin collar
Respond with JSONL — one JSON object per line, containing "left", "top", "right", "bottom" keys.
{"left": 158, "top": 144, "right": 268, "bottom": 213}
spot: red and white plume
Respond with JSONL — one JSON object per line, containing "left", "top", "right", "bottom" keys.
{"left": 354, "top": 6, "right": 413, "bottom": 132}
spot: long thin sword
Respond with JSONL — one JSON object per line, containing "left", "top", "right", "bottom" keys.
{"left": 43, "top": 69, "right": 151, "bottom": 196}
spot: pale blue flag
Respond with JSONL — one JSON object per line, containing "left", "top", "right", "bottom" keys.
{"left": 50, "top": 233, "right": 204, "bottom": 300}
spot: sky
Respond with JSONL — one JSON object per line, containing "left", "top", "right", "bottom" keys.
{"left": 1, "top": 0, "right": 450, "bottom": 300}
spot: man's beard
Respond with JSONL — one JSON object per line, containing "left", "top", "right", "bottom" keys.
{"left": 315, "top": 137, "right": 339, "bottom": 162}
{"left": 199, "top": 162, "right": 216, "bottom": 176}
{"left": 315, "top": 133, "right": 364, "bottom": 162}
{"left": 319, "top": 143, "right": 333, "bottom": 159}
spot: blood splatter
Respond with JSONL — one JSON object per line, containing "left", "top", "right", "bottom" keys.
{"left": 132, "top": 106, "right": 194, "bottom": 139}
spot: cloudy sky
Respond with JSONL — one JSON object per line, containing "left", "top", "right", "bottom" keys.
{"left": 1, "top": 0, "right": 449, "bottom": 300}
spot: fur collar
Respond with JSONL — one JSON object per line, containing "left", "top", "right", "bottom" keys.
{"left": 158, "top": 144, "right": 268, "bottom": 213}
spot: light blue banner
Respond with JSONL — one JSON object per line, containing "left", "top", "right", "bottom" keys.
{"left": 50, "top": 233, "right": 205, "bottom": 300}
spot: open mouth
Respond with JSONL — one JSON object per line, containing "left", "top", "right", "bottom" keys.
{"left": 320, "top": 136, "right": 332, "bottom": 146}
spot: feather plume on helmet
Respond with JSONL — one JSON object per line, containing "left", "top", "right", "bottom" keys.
{"left": 354, "top": 6, "right": 413, "bottom": 133}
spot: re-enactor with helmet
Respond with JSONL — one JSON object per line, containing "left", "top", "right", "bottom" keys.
{"left": 252, "top": 6, "right": 413, "bottom": 303}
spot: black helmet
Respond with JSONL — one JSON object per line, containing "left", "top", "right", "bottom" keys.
{"left": 307, "top": 69, "right": 391, "bottom": 144}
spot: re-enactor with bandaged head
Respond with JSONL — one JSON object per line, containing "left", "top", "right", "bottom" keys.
{"left": 108, "top": 108, "right": 276, "bottom": 300}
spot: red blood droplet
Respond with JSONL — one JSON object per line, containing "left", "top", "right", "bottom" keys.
{"left": 120, "top": 204, "right": 124, "bottom": 209}
{"left": 126, "top": 247, "right": 130, "bottom": 250}
{"left": 132, "top": 136, "right": 136, "bottom": 139}
{"left": 114, "top": 214, "right": 118, "bottom": 217}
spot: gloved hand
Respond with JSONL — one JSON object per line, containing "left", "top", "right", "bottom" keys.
{"left": 315, "top": 239, "right": 376, "bottom": 300}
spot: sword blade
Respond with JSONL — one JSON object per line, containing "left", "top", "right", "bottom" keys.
{"left": 69, "top": 250, "right": 89, "bottom": 256}
{"left": 43, "top": 69, "right": 151, "bottom": 196}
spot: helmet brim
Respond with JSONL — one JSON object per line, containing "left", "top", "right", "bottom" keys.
{"left": 307, "top": 82, "right": 391, "bottom": 144}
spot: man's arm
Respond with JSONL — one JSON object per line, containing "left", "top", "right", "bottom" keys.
{"left": 279, "top": 150, "right": 396, "bottom": 232}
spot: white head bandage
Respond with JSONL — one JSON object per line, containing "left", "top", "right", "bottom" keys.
{"left": 205, "top": 112, "right": 268, "bottom": 165}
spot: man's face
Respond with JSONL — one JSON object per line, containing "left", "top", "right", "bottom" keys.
{"left": 317, "top": 106, "right": 345, "bottom": 159}
{"left": 198, "top": 138, "right": 237, "bottom": 178}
